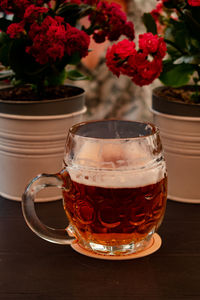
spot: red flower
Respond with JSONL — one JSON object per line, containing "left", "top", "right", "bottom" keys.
{"left": 24, "top": 4, "right": 48, "bottom": 22}
{"left": 90, "top": 1, "right": 135, "bottom": 43}
{"left": 151, "top": 3, "right": 163, "bottom": 22}
{"left": 188, "top": 0, "right": 200, "bottom": 6}
{"left": 0, "top": 0, "right": 9, "bottom": 11}
{"left": 1, "top": 0, "right": 165, "bottom": 88}
{"left": 121, "top": 21, "right": 135, "bottom": 41}
{"left": 125, "top": 52, "right": 147, "bottom": 77}
{"left": 139, "top": 33, "right": 166, "bottom": 58}
{"left": 156, "top": 37, "right": 167, "bottom": 59}
{"left": 139, "top": 33, "right": 160, "bottom": 54}
{"left": 0, "top": 0, "right": 48, "bottom": 14}
{"left": 131, "top": 58, "right": 163, "bottom": 86}
{"left": 7, "top": 22, "right": 25, "bottom": 38}
{"left": 26, "top": 16, "right": 90, "bottom": 65}
{"left": 47, "top": 43, "right": 65, "bottom": 62}
{"left": 106, "top": 39, "right": 136, "bottom": 77}
{"left": 27, "top": 16, "right": 67, "bottom": 64}
{"left": 83, "top": 0, "right": 98, "bottom": 4}
{"left": 65, "top": 0, "right": 81, "bottom": 4}
{"left": 106, "top": 36, "right": 164, "bottom": 86}
{"left": 65, "top": 25, "right": 90, "bottom": 58}
{"left": 93, "top": 30, "right": 107, "bottom": 43}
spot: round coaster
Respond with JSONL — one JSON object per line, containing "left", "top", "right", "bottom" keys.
{"left": 71, "top": 233, "right": 162, "bottom": 260}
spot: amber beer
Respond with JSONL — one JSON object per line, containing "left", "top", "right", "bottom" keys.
{"left": 22, "top": 120, "right": 168, "bottom": 255}
{"left": 63, "top": 175, "right": 167, "bottom": 246}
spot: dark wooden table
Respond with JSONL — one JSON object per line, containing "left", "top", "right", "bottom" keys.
{"left": 0, "top": 196, "right": 200, "bottom": 300}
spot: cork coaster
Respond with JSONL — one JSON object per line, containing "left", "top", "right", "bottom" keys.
{"left": 71, "top": 233, "right": 162, "bottom": 260}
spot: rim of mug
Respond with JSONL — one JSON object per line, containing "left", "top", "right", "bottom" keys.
{"left": 68, "top": 119, "right": 159, "bottom": 141}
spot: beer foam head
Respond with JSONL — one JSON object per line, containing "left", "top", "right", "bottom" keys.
{"left": 66, "top": 140, "right": 166, "bottom": 188}
{"left": 73, "top": 140, "right": 153, "bottom": 169}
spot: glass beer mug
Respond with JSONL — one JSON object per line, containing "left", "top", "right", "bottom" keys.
{"left": 22, "top": 120, "right": 167, "bottom": 256}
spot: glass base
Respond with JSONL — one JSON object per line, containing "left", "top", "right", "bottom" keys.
{"left": 71, "top": 233, "right": 161, "bottom": 260}
{"left": 67, "top": 224, "right": 155, "bottom": 256}
{"left": 68, "top": 227, "right": 155, "bottom": 256}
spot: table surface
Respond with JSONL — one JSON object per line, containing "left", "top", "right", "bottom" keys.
{"left": 0, "top": 196, "right": 200, "bottom": 300}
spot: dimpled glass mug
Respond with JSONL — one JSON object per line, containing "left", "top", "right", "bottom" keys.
{"left": 22, "top": 120, "right": 167, "bottom": 256}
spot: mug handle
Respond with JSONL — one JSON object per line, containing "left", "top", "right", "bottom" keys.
{"left": 22, "top": 169, "right": 76, "bottom": 245}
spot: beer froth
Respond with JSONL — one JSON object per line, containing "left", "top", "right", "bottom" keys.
{"left": 66, "top": 140, "right": 166, "bottom": 188}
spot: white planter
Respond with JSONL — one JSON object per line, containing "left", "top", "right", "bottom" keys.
{"left": 152, "top": 111, "right": 200, "bottom": 203}
{"left": 0, "top": 86, "right": 86, "bottom": 202}
{"left": 152, "top": 87, "right": 200, "bottom": 204}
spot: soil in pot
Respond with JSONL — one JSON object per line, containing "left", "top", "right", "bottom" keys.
{"left": 0, "top": 85, "right": 82, "bottom": 101}
{"left": 154, "top": 86, "right": 200, "bottom": 104}
{"left": 152, "top": 86, "right": 200, "bottom": 117}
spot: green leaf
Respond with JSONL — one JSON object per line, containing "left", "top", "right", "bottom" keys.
{"left": 159, "top": 61, "right": 195, "bottom": 87}
{"left": 142, "top": 13, "right": 157, "bottom": 35}
{"left": 69, "top": 52, "right": 81, "bottom": 65}
{"left": 174, "top": 55, "right": 200, "bottom": 65}
{"left": 66, "top": 69, "right": 90, "bottom": 81}
{"left": 46, "top": 69, "right": 67, "bottom": 86}
{"left": 165, "top": 19, "right": 189, "bottom": 53}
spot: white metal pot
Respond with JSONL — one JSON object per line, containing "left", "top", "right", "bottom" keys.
{"left": 0, "top": 86, "right": 86, "bottom": 202}
{"left": 152, "top": 87, "right": 200, "bottom": 204}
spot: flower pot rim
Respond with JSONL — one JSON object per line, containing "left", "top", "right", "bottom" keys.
{"left": 152, "top": 86, "right": 200, "bottom": 117}
{"left": 0, "top": 85, "right": 85, "bottom": 116}
{"left": 151, "top": 108, "right": 200, "bottom": 122}
{"left": 0, "top": 106, "right": 87, "bottom": 120}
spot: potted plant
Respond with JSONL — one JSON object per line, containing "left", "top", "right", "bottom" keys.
{"left": 143, "top": 0, "right": 200, "bottom": 203}
{"left": 0, "top": 0, "right": 166, "bottom": 201}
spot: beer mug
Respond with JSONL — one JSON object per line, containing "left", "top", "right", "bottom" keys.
{"left": 22, "top": 120, "right": 167, "bottom": 256}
